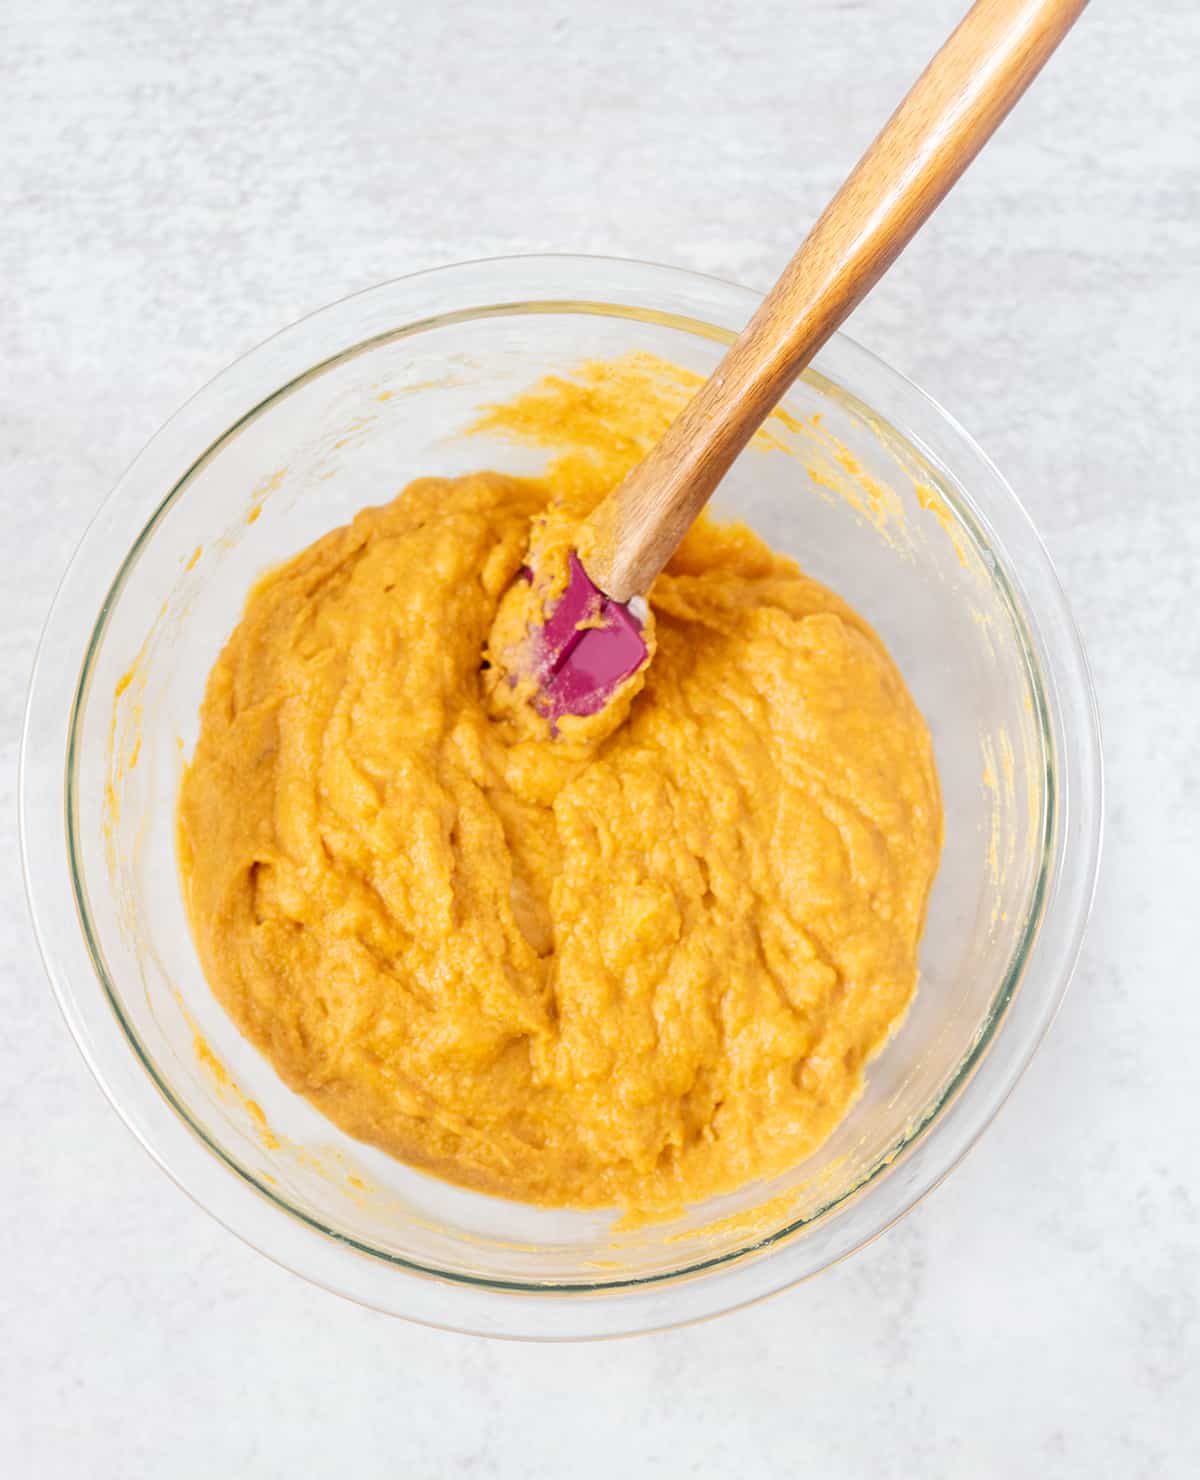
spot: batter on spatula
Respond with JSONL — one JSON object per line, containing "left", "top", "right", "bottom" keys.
{"left": 178, "top": 365, "right": 942, "bottom": 1215}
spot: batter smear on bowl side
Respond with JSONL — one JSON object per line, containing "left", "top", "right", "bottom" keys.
{"left": 177, "top": 361, "right": 942, "bottom": 1214}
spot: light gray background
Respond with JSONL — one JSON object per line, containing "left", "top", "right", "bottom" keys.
{"left": 3, "top": 1, "right": 1197, "bottom": 1474}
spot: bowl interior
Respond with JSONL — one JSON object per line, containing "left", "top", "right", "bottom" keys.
{"left": 73, "top": 301, "right": 1049, "bottom": 1288}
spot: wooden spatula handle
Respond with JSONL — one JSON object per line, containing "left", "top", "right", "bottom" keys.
{"left": 582, "top": 0, "right": 1088, "bottom": 603}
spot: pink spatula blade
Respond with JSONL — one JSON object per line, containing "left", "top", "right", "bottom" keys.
{"left": 527, "top": 552, "right": 648, "bottom": 721}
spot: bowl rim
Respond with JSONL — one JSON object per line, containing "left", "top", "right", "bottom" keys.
{"left": 20, "top": 252, "right": 1103, "bottom": 1339}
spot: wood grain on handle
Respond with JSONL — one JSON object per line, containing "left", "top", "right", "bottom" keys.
{"left": 580, "top": 0, "right": 1089, "bottom": 603}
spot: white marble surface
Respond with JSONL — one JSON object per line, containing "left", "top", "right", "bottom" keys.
{"left": 3, "top": 0, "right": 1197, "bottom": 1472}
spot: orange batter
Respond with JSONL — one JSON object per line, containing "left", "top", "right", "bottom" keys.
{"left": 178, "top": 359, "right": 942, "bottom": 1213}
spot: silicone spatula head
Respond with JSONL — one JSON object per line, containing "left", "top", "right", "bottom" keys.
{"left": 526, "top": 552, "right": 648, "bottom": 722}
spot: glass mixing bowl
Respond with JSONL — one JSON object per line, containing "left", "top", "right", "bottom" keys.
{"left": 21, "top": 256, "right": 1101, "bottom": 1339}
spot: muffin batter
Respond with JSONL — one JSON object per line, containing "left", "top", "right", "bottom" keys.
{"left": 178, "top": 363, "right": 942, "bottom": 1213}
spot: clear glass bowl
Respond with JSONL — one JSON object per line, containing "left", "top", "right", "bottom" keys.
{"left": 20, "top": 255, "right": 1101, "bottom": 1339}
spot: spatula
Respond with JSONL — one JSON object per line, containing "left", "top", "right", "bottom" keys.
{"left": 525, "top": 0, "right": 1088, "bottom": 722}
